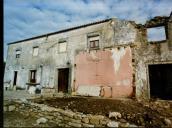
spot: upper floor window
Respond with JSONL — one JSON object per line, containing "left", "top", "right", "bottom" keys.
{"left": 147, "top": 26, "right": 166, "bottom": 42}
{"left": 33, "top": 47, "right": 39, "bottom": 56}
{"left": 16, "top": 50, "right": 21, "bottom": 58}
{"left": 88, "top": 35, "right": 100, "bottom": 49}
{"left": 59, "top": 41, "right": 67, "bottom": 52}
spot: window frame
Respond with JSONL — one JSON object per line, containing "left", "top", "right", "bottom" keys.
{"left": 58, "top": 41, "right": 67, "bottom": 53}
{"left": 16, "top": 50, "right": 21, "bottom": 58}
{"left": 32, "top": 46, "right": 39, "bottom": 57}
{"left": 147, "top": 26, "right": 167, "bottom": 43}
{"left": 29, "top": 70, "right": 37, "bottom": 83}
{"left": 88, "top": 35, "right": 100, "bottom": 49}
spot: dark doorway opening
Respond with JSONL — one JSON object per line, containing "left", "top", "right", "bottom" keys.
{"left": 13, "top": 71, "right": 18, "bottom": 86}
{"left": 148, "top": 64, "right": 172, "bottom": 100}
{"left": 58, "top": 68, "right": 69, "bottom": 93}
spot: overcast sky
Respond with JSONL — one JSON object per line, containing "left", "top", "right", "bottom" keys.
{"left": 4, "top": 0, "right": 172, "bottom": 60}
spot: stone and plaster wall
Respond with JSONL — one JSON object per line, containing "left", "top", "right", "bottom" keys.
{"left": 4, "top": 22, "right": 108, "bottom": 92}
{"left": 134, "top": 16, "right": 172, "bottom": 99}
{"left": 73, "top": 19, "right": 138, "bottom": 98}
{"left": 4, "top": 18, "right": 138, "bottom": 98}
{"left": 4, "top": 15, "right": 171, "bottom": 99}
{"left": 74, "top": 46, "right": 133, "bottom": 98}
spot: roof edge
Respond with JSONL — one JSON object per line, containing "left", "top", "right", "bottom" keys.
{"left": 8, "top": 18, "right": 112, "bottom": 45}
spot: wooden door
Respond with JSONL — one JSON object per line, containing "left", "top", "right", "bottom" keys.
{"left": 58, "top": 68, "right": 69, "bottom": 93}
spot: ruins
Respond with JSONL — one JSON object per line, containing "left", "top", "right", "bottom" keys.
{"left": 4, "top": 13, "right": 172, "bottom": 100}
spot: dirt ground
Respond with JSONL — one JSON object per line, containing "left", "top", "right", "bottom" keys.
{"left": 33, "top": 97, "right": 172, "bottom": 127}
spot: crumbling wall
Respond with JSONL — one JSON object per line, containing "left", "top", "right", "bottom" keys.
{"left": 102, "top": 18, "right": 137, "bottom": 47}
{"left": 135, "top": 16, "right": 172, "bottom": 99}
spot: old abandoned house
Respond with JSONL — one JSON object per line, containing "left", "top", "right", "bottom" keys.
{"left": 4, "top": 13, "right": 172, "bottom": 100}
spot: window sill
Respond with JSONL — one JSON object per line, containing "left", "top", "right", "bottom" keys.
{"left": 26, "top": 83, "right": 40, "bottom": 86}
{"left": 89, "top": 47, "right": 100, "bottom": 50}
{"left": 149, "top": 40, "right": 167, "bottom": 44}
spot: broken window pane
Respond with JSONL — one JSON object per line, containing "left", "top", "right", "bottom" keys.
{"left": 33, "top": 47, "right": 39, "bottom": 56}
{"left": 59, "top": 42, "right": 67, "bottom": 52}
{"left": 147, "top": 26, "right": 166, "bottom": 42}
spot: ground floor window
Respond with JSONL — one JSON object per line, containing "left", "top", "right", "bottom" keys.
{"left": 30, "top": 70, "right": 36, "bottom": 83}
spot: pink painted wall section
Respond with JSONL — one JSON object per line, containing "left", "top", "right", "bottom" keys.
{"left": 74, "top": 46, "right": 133, "bottom": 98}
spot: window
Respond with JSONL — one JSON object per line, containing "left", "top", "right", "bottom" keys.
{"left": 16, "top": 50, "right": 21, "bottom": 58}
{"left": 147, "top": 26, "right": 166, "bottom": 42}
{"left": 30, "top": 70, "right": 36, "bottom": 83}
{"left": 33, "top": 47, "right": 39, "bottom": 56}
{"left": 59, "top": 41, "right": 67, "bottom": 52}
{"left": 88, "top": 36, "right": 100, "bottom": 49}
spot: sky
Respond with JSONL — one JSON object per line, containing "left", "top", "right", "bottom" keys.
{"left": 4, "top": 0, "right": 172, "bottom": 61}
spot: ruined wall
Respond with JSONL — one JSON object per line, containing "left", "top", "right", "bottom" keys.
{"left": 75, "top": 47, "right": 133, "bottom": 98}
{"left": 135, "top": 16, "right": 172, "bottom": 99}
{"left": 102, "top": 19, "right": 137, "bottom": 47}
{"left": 73, "top": 19, "right": 138, "bottom": 98}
